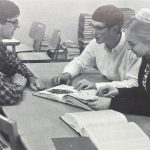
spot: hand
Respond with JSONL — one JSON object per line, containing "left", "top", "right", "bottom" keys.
{"left": 96, "top": 85, "right": 119, "bottom": 98}
{"left": 51, "top": 72, "right": 72, "bottom": 86}
{"left": 87, "top": 97, "right": 112, "bottom": 110}
{"left": 74, "top": 79, "right": 96, "bottom": 90}
{"left": 29, "top": 77, "right": 41, "bottom": 91}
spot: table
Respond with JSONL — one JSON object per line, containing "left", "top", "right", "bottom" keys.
{"left": 2, "top": 63, "right": 150, "bottom": 150}
{"left": 2, "top": 62, "right": 83, "bottom": 150}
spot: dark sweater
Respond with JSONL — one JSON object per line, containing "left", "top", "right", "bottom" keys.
{"left": 110, "top": 57, "right": 150, "bottom": 116}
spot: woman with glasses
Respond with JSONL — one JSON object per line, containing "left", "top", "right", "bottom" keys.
{"left": 0, "top": 0, "right": 41, "bottom": 105}
{"left": 88, "top": 8, "right": 150, "bottom": 116}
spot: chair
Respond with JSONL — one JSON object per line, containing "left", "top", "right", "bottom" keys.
{"left": 2, "top": 38, "right": 20, "bottom": 55}
{"left": 29, "top": 21, "right": 46, "bottom": 51}
{"left": 16, "top": 21, "right": 51, "bottom": 63}
{"left": 46, "top": 29, "right": 68, "bottom": 61}
{"left": 0, "top": 114, "right": 18, "bottom": 150}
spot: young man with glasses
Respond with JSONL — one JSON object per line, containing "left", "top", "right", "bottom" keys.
{"left": 51, "top": 5, "right": 141, "bottom": 90}
{"left": 0, "top": 0, "right": 41, "bottom": 105}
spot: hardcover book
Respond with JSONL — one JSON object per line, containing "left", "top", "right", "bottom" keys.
{"left": 52, "top": 136, "right": 97, "bottom": 150}
{"left": 61, "top": 110, "right": 150, "bottom": 150}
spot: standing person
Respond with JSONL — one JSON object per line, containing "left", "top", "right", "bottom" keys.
{"left": 0, "top": 0, "right": 41, "bottom": 105}
{"left": 51, "top": 5, "right": 141, "bottom": 90}
{"left": 88, "top": 8, "right": 150, "bottom": 116}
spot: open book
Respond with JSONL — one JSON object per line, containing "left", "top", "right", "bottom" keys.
{"left": 61, "top": 110, "right": 150, "bottom": 150}
{"left": 33, "top": 84, "right": 99, "bottom": 110}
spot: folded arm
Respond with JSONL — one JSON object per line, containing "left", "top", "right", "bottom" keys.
{"left": 0, "top": 76, "right": 23, "bottom": 105}
{"left": 0, "top": 43, "right": 41, "bottom": 90}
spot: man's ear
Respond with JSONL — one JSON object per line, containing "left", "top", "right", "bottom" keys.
{"left": 0, "top": 23, "right": 3, "bottom": 29}
{"left": 111, "top": 25, "right": 120, "bottom": 33}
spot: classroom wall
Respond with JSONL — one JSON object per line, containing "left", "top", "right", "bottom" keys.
{"left": 13, "top": 0, "right": 150, "bottom": 47}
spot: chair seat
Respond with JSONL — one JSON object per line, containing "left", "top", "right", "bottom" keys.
{"left": 17, "top": 52, "right": 51, "bottom": 63}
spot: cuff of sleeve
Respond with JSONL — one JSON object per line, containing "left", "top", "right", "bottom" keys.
{"left": 109, "top": 97, "right": 120, "bottom": 109}
{"left": 110, "top": 97, "right": 131, "bottom": 113}
{"left": 62, "top": 71, "right": 73, "bottom": 78}
{"left": 13, "top": 83, "right": 24, "bottom": 93}
{"left": 95, "top": 82, "right": 110, "bottom": 89}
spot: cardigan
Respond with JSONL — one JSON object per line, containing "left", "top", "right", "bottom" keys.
{"left": 110, "top": 57, "right": 150, "bottom": 116}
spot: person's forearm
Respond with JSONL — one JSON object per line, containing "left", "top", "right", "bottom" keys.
{"left": 63, "top": 41, "right": 96, "bottom": 77}
{"left": 110, "top": 97, "right": 150, "bottom": 116}
{"left": 0, "top": 82, "right": 23, "bottom": 105}
{"left": 17, "top": 63, "right": 36, "bottom": 80}
{"left": 117, "top": 87, "right": 139, "bottom": 98}
{"left": 63, "top": 57, "right": 87, "bottom": 78}
{"left": 96, "top": 78, "right": 138, "bottom": 89}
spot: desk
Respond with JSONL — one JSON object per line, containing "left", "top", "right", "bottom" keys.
{"left": 3, "top": 62, "right": 82, "bottom": 150}
{"left": 2, "top": 63, "right": 150, "bottom": 150}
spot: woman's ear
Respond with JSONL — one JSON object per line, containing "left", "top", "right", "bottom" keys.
{"left": 123, "top": 16, "right": 136, "bottom": 30}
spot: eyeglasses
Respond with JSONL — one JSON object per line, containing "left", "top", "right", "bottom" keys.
{"left": 89, "top": 23, "right": 107, "bottom": 30}
{"left": 6, "top": 19, "right": 19, "bottom": 25}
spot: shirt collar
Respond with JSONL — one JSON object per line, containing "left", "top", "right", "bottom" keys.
{"left": 112, "top": 31, "right": 125, "bottom": 52}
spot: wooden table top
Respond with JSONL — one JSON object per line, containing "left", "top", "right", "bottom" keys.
{"left": 2, "top": 62, "right": 100, "bottom": 150}
{"left": 2, "top": 62, "right": 150, "bottom": 150}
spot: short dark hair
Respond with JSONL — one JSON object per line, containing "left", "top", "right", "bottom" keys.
{"left": 92, "top": 5, "right": 124, "bottom": 28}
{"left": 0, "top": 0, "right": 20, "bottom": 24}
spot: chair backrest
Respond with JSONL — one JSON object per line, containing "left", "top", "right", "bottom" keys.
{"left": 0, "top": 114, "right": 18, "bottom": 150}
{"left": 29, "top": 21, "right": 46, "bottom": 51}
{"left": 48, "top": 29, "right": 61, "bottom": 50}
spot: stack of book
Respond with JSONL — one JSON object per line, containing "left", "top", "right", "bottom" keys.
{"left": 120, "top": 8, "right": 135, "bottom": 30}
{"left": 67, "top": 47, "right": 80, "bottom": 59}
{"left": 78, "top": 13, "right": 93, "bottom": 53}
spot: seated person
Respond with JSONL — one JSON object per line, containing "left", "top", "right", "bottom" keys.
{"left": 0, "top": 0, "right": 41, "bottom": 105}
{"left": 51, "top": 5, "right": 141, "bottom": 90}
{"left": 87, "top": 8, "right": 150, "bottom": 116}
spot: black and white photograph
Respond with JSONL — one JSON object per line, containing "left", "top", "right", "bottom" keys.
{"left": 0, "top": 0, "right": 150, "bottom": 149}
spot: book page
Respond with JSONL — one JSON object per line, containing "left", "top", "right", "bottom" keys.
{"left": 64, "top": 96, "right": 92, "bottom": 110}
{"left": 84, "top": 122, "right": 150, "bottom": 150}
{"left": 66, "top": 89, "right": 98, "bottom": 102}
{"left": 38, "top": 84, "right": 77, "bottom": 102}
{"left": 61, "top": 110, "right": 127, "bottom": 135}
{"left": 38, "top": 84, "right": 98, "bottom": 104}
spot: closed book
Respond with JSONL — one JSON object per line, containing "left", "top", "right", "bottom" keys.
{"left": 52, "top": 137, "right": 97, "bottom": 150}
